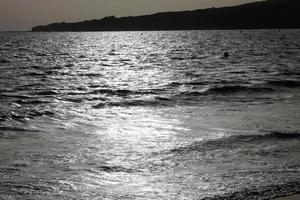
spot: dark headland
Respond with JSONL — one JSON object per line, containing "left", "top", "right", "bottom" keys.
{"left": 32, "top": 0, "right": 300, "bottom": 32}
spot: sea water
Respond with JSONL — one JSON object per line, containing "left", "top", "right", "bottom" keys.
{"left": 0, "top": 30, "right": 299, "bottom": 199}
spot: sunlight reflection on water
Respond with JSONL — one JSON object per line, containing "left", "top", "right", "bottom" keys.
{"left": 0, "top": 30, "right": 299, "bottom": 199}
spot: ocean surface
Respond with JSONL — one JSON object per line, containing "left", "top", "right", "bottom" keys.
{"left": 0, "top": 30, "right": 299, "bottom": 199}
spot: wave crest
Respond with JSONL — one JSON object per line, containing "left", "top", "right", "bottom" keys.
{"left": 169, "top": 131, "right": 300, "bottom": 154}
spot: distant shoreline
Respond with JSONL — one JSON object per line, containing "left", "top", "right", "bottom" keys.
{"left": 32, "top": 0, "right": 300, "bottom": 32}
{"left": 1, "top": 28, "right": 300, "bottom": 33}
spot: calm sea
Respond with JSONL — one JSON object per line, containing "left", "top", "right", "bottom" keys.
{"left": 0, "top": 30, "right": 300, "bottom": 199}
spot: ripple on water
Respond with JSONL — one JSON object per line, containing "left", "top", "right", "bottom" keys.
{"left": 0, "top": 30, "right": 299, "bottom": 199}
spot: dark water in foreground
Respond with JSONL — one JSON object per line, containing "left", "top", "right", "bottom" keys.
{"left": 0, "top": 30, "right": 300, "bottom": 199}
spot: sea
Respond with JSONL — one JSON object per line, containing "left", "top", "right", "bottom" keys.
{"left": 0, "top": 30, "right": 299, "bottom": 200}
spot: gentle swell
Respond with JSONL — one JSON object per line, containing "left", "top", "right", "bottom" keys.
{"left": 91, "top": 89, "right": 158, "bottom": 96}
{"left": 35, "top": 90, "right": 59, "bottom": 96}
{"left": 0, "top": 110, "right": 55, "bottom": 121}
{"left": 177, "top": 85, "right": 274, "bottom": 97}
{"left": 92, "top": 84, "right": 276, "bottom": 108}
{"left": 169, "top": 131, "right": 300, "bottom": 154}
{"left": 206, "top": 85, "right": 274, "bottom": 94}
{"left": 93, "top": 165, "right": 136, "bottom": 173}
{"left": 0, "top": 58, "right": 11, "bottom": 63}
{"left": 93, "top": 97, "right": 171, "bottom": 108}
{"left": 206, "top": 182, "right": 300, "bottom": 200}
{"left": 268, "top": 80, "right": 300, "bottom": 88}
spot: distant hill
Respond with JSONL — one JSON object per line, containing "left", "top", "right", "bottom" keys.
{"left": 32, "top": 0, "right": 300, "bottom": 32}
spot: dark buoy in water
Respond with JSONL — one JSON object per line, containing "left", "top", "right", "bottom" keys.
{"left": 224, "top": 52, "right": 229, "bottom": 58}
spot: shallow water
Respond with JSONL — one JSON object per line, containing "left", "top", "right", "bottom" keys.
{"left": 0, "top": 30, "right": 300, "bottom": 199}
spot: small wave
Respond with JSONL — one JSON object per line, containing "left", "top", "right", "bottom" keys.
{"left": 65, "top": 91, "right": 89, "bottom": 96}
{"left": 207, "top": 85, "right": 274, "bottom": 94}
{"left": 93, "top": 100, "right": 159, "bottom": 108}
{"left": 0, "top": 94, "right": 33, "bottom": 99}
{"left": 92, "top": 85, "right": 275, "bottom": 108}
{"left": 91, "top": 89, "right": 133, "bottom": 96}
{"left": 35, "top": 52, "right": 48, "bottom": 57}
{"left": 0, "top": 89, "right": 13, "bottom": 93}
{"left": 169, "top": 131, "right": 300, "bottom": 154}
{"left": 78, "top": 55, "right": 86, "bottom": 58}
{"left": 0, "top": 112, "right": 28, "bottom": 121}
{"left": 28, "top": 110, "right": 55, "bottom": 117}
{"left": 0, "top": 58, "right": 11, "bottom": 63}
{"left": 266, "top": 131, "right": 300, "bottom": 139}
{"left": 94, "top": 165, "right": 136, "bottom": 173}
{"left": 0, "top": 126, "right": 37, "bottom": 132}
{"left": 268, "top": 80, "right": 300, "bottom": 88}
{"left": 24, "top": 72, "right": 45, "bottom": 77}
{"left": 168, "top": 81, "right": 206, "bottom": 87}
{"left": 206, "top": 181, "right": 300, "bottom": 200}
{"left": 155, "top": 96, "right": 172, "bottom": 101}
{"left": 13, "top": 84, "right": 38, "bottom": 91}
{"left": 14, "top": 99, "right": 51, "bottom": 105}
{"left": 65, "top": 63, "right": 74, "bottom": 67}
{"left": 187, "top": 81, "right": 207, "bottom": 86}
{"left": 229, "top": 70, "right": 247, "bottom": 74}
{"left": 0, "top": 183, "right": 54, "bottom": 194}
{"left": 0, "top": 110, "right": 55, "bottom": 122}
{"left": 93, "top": 97, "right": 171, "bottom": 108}
{"left": 171, "top": 57, "right": 186, "bottom": 60}
{"left": 91, "top": 89, "right": 157, "bottom": 96}
{"left": 18, "top": 47, "right": 28, "bottom": 51}
{"left": 35, "top": 90, "right": 59, "bottom": 96}
{"left": 78, "top": 73, "right": 103, "bottom": 77}
{"left": 176, "top": 85, "right": 274, "bottom": 97}
{"left": 177, "top": 91, "right": 205, "bottom": 97}
{"left": 60, "top": 97, "right": 83, "bottom": 103}
{"left": 119, "top": 58, "right": 131, "bottom": 62}
{"left": 0, "top": 167, "right": 21, "bottom": 172}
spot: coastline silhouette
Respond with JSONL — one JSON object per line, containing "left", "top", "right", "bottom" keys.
{"left": 32, "top": 0, "right": 300, "bottom": 32}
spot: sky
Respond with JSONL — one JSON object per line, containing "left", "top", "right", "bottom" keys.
{"left": 0, "top": 0, "right": 261, "bottom": 31}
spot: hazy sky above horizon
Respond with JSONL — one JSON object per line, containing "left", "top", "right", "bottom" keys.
{"left": 0, "top": 0, "right": 261, "bottom": 31}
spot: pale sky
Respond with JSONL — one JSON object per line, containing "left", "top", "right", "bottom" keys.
{"left": 0, "top": 0, "right": 261, "bottom": 31}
